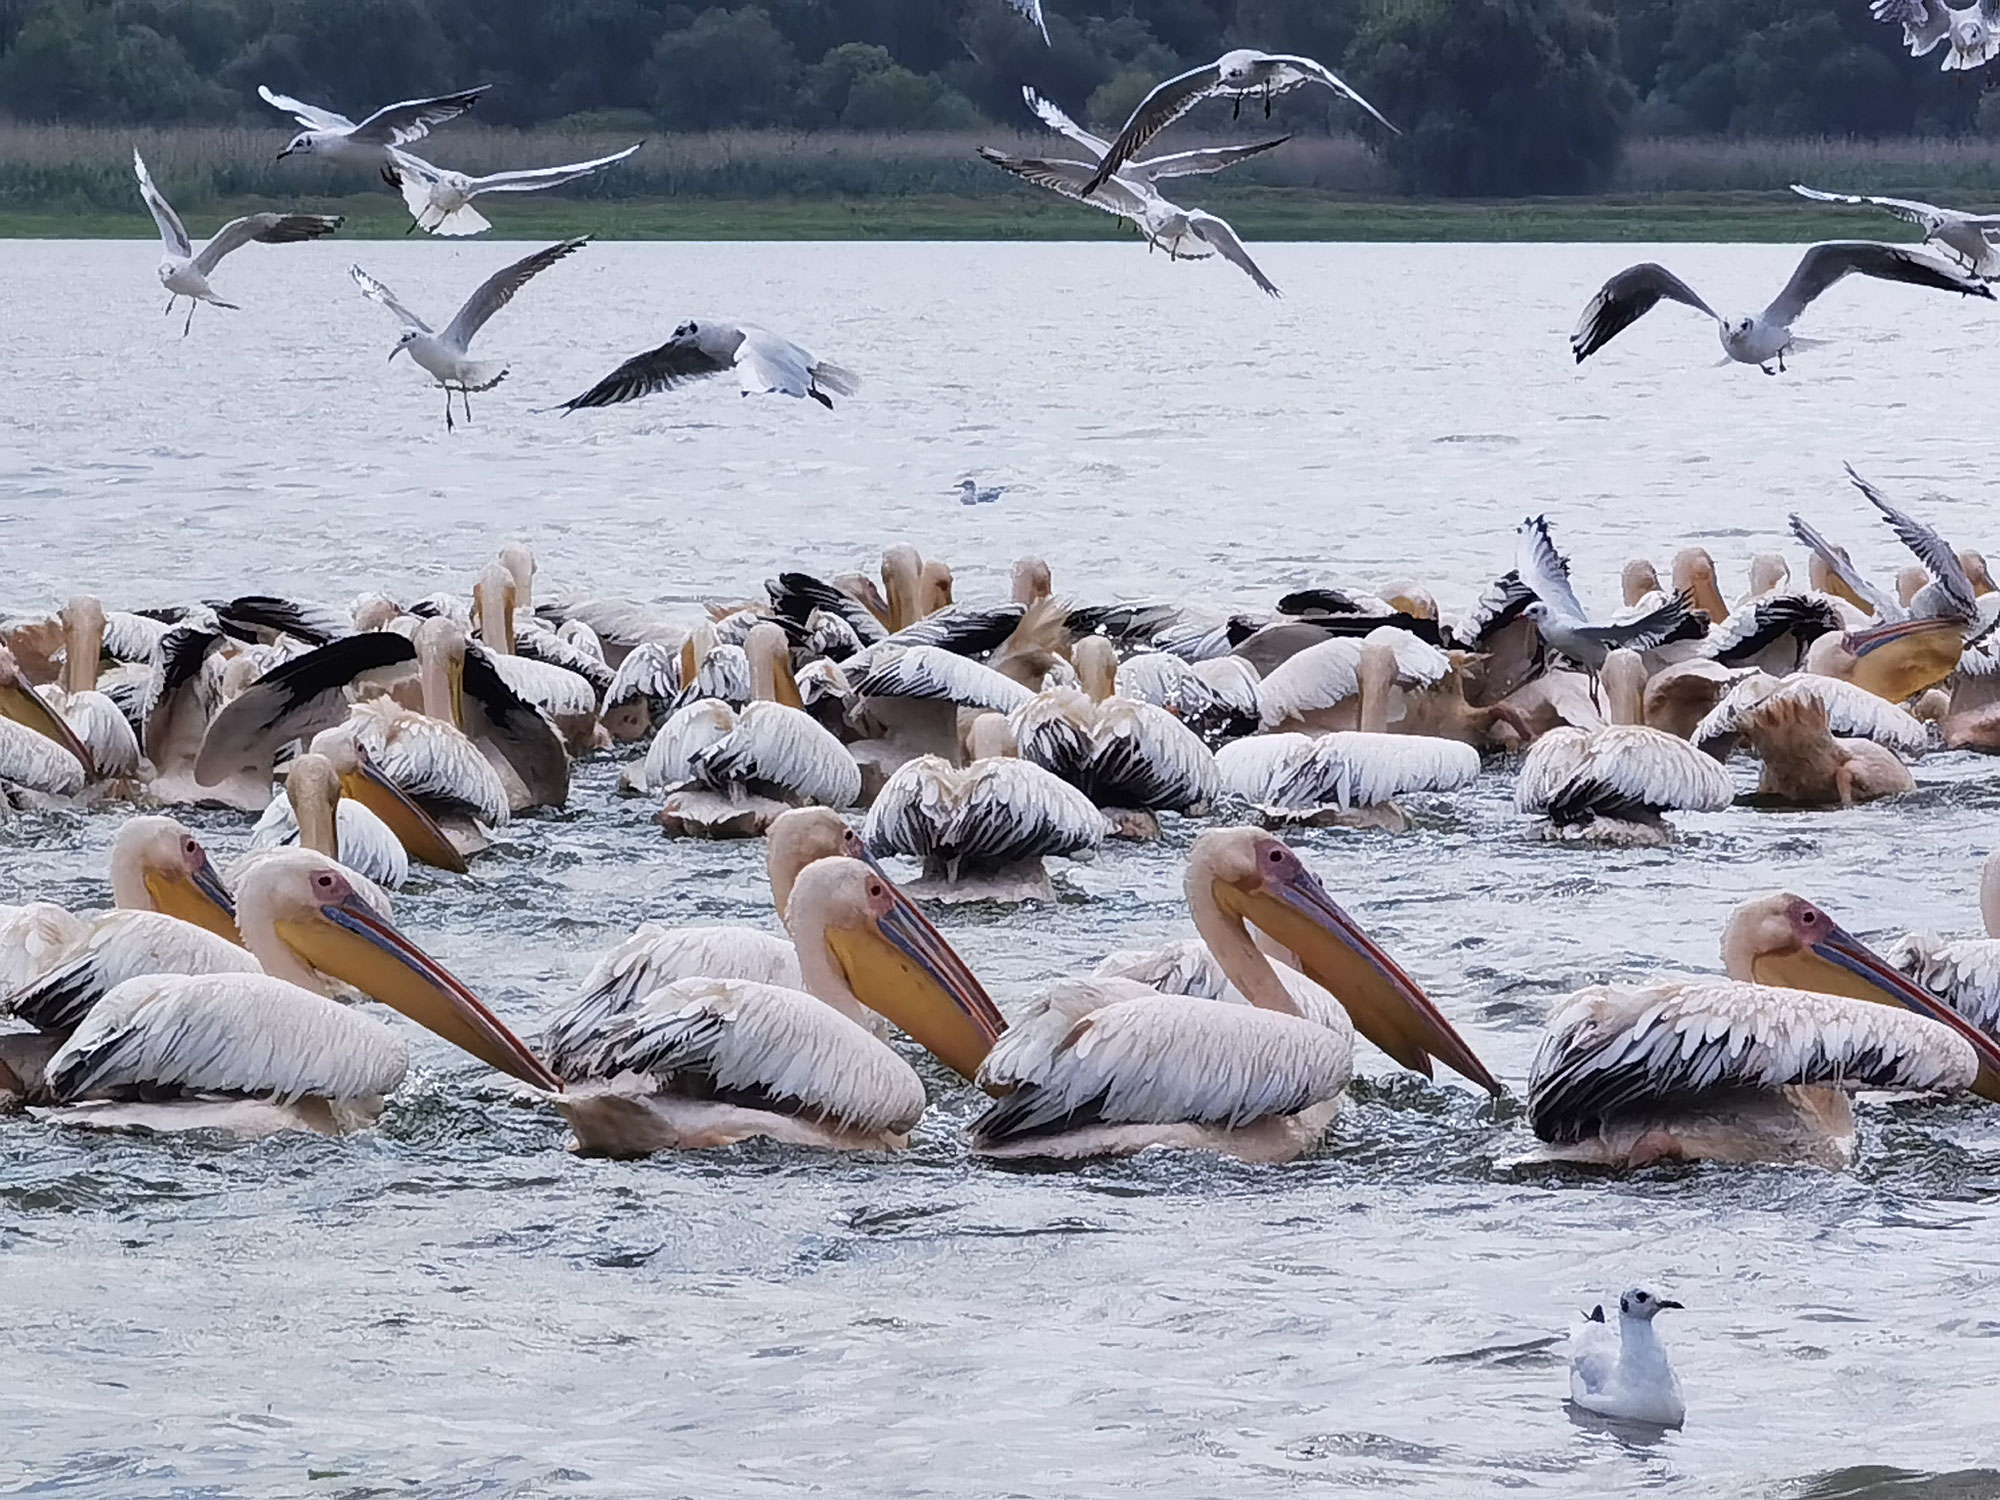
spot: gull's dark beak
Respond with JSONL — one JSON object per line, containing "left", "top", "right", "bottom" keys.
{"left": 1656, "top": 1300, "right": 1685, "bottom": 1310}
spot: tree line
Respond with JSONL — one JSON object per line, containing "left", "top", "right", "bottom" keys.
{"left": 0, "top": 0, "right": 1991, "bottom": 195}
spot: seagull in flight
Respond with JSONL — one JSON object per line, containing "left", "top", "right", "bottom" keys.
{"left": 1570, "top": 242, "right": 1992, "bottom": 373}
{"left": 383, "top": 142, "right": 643, "bottom": 236}
{"left": 558, "top": 321, "right": 858, "bottom": 413}
{"left": 1078, "top": 50, "right": 1395, "bottom": 199}
{"left": 351, "top": 237, "right": 587, "bottom": 431}
{"left": 979, "top": 148, "right": 1280, "bottom": 296}
{"left": 1517, "top": 515, "right": 1697, "bottom": 697}
{"left": 1871, "top": 0, "right": 2000, "bottom": 71}
{"left": 1020, "top": 87, "right": 1290, "bottom": 186}
{"left": 262, "top": 83, "right": 490, "bottom": 169}
{"left": 133, "top": 149, "right": 341, "bottom": 336}
{"left": 1793, "top": 464, "right": 1985, "bottom": 626}
{"left": 1007, "top": 0, "right": 1050, "bottom": 44}
{"left": 1791, "top": 184, "right": 2000, "bottom": 278}
{"left": 1567, "top": 1288, "right": 1686, "bottom": 1428}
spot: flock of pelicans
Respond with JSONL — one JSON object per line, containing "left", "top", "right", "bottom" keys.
{"left": 5, "top": 475, "right": 2000, "bottom": 1179}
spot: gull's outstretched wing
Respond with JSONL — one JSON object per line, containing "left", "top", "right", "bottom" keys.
{"left": 1790, "top": 183, "right": 1954, "bottom": 235}
{"left": 1022, "top": 86, "right": 1109, "bottom": 156}
{"left": 257, "top": 85, "right": 355, "bottom": 132}
{"left": 1570, "top": 262, "right": 1720, "bottom": 362}
{"left": 194, "top": 213, "right": 342, "bottom": 275}
{"left": 558, "top": 333, "right": 734, "bottom": 412}
{"left": 1078, "top": 59, "right": 1228, "bottom": 197}
{"left": 1265, "top": 55, "right": 1400, "bottom": 135}
{"left": 977, "top": 148, "right": 1153, "bottom": 221}
{"left": 1007, "top": 0, "right": 1051, "bottom": 45}
{"left": 1136, "top": 136, "right": 1291, "bottom": 180}
{"left": 1846, "top": 463, "right": 1980, "bottom": 622}
{"left": 1871, "top": 0, "right": 1952, "bottom": 54}
{"left": 132, "top": 150, "right": 190, "bottom": 259}
{"left": 346, "top": 86, "right": 492, "bottom": 147}
{"left": 441, "top": 236, "right": 587, "bottom": 352}
{"left": 1762, "top": 241, "right": 1992, "bottom": 328}
{"left": 1515, "top": 515, "right": 1590, "bottom": 623}
{"left": 1188, "top": 211, "right": 1281, "bottom": 297}
{"left": 1786, "top": 512, "right": 1904, "bottom": 621}
{"left": 461, "top": 142, "right": 643, "bottom": 194}
{"left": 349, "top": 264, "right": 432, "bottom": 333}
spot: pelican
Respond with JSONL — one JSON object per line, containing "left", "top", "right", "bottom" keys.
{"left": 1010, "top": 684, "right": 1220, "bottom": 837}
{"left": 37, "top": 595, "right": 142, "bottom": 782}
{"left": 1694, "top": 672, "right": 1923, "bottom": 807}
{"left": 39, "top": 849, "right": 556, "bottom": 1136}
{"left": 471, "top": 561, "right": 602, "bottom": 753}
{"left": 550, "top": 856, "right": 1002, "bottom": 1155}
{"left": 1698, "top": 591, "right": 1850, "bottom": 675}
{"left": 1888, "top": 850, "right": 2000, "bottom": 1040}
{"left": 1516, "top": 650, "right": 1735, "bottom": 845}
{"left": 968, "top": 827, "right": 1500, "bottom": 1162}
{"left": 0, "top": 641, "right": 95, "bottom": 793}
{"left": 1528, "top": 893, "right": 2000, "bottom": 1168}
{"left": 1804, "top": 616, "right": 1964, "bottom": 702}
{"left": 1253, "top": 625, "right": 1452, "bottom": 733}
{"left": 243, "top": 752, "right": 409, "bottom": 896}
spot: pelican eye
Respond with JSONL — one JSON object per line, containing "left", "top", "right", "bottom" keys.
{"left": 867, "top": 881, "right": 885, "bottom": 899}
{"left": 314, "top": 872, "right": 339, "bottom": 893}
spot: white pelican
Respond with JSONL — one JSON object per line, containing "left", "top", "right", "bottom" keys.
{"left": 1694, "top": 672, "right": 1922, "bottom": 807}
{"left": 262, "top": 82, "right": 489, "bottom": 169}
{"left": 1803, "top": 615, "right": 1965, "bottom": 703}
{"left": 40, "top": 849, "right": 557, "bottom": 1136}
{"left": 244, "top": 753, "right": 408, "bottom": 896}
{"left": 602, "top": 641, "right": 684, "bottom": 743}
{"left": 1698, "top": 591, "right": 1850, "bottom": 675}
{"left": 1528, "top": 893, "right": 2000, "bottom": 1168}
{"left": 1568, "top": 1290, "right": 1685, "bottom": 1428}
{"left": 550, "top": 856, "right": 1002, "bottom": 1155}
{"left": 1011, "top": 686, "right": 1220, "bottom": 835}
{"left": 471, "top": 561, "right": 602, "bottom": 753}
{"left": 0, "top": 643, "right": 95, "bottom": 795}
{"left": 384, "top": 141, "right": 641, "bottom": 236}
{"left": 845, "top": 641, "right": 1036, "bottom": 784}
{"left": 1888, "top": 850, "right": 2000, "bottom": 1041}
{"left": 1516, "top": 650, "right": 1735, "bottom": 845}
{"left": 557, "top": 319, "right": 859, "bottom": 412}
{"left": 38, "top": 595, "right": 142, "bottom": 782}
{"left": 1254, "top": 625, "right": 1450, "bottom": 733}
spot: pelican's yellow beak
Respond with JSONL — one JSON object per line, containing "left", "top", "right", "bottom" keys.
{"left": 1753, "top": 902, "right": 2000, "bottom": 1103}
{"left": 1222, "top": 867, "right": 1503, "bottom": 1095}
{"left": 143, "top": 852, "right": 242, "bottom": 946}
{"left": 0, "top": 679, "right": 94, "bottom": 779}
{"left": 277, "top": 890, "right": 561, "bottom": 1091}
{"left": 339, "top": 750, "right": 467, "bottom": 874}
{"left": 823, "top": 876, "right": 1005, "bottom": 1079}
{"left": 1843, "top": 618, "right": 1963, "bottom": 703}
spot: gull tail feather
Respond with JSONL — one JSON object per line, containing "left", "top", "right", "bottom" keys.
{"left": 426, "top": 203, "right": 492, "bottom": 237}
{"left": 811, "top": 361, "right": 860, "bottom": 398}
{"left": 450, "top": 362, "right": 510, "bottom": 394}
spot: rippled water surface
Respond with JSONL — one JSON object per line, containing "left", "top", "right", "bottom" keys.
{"left": 5, "top": 239, "right": 2000, "bottom": 1497}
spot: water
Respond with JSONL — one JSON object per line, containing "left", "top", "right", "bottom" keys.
{"left": 4, "top": 239, "right": 2000, "bottom": 1497}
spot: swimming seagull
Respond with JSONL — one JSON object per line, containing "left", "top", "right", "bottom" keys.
{"left": 557, "top": 320, "right": 859, "bottom": 412}
{"left": 957, "top": 479, "right": 1004, "bottom": 505}
{"left": 1792, "top": 184, "right": 2000, "bottom": 278}
{"left": 261, "top": 84, "right": 490, "bottom": 170}
{"left": 382, "top": 142, "right": 643, "bottom": 236}
{"left": 1021, "top": 87, "right": 1290, "bottom": 186}
{"left": 1567, "top": 1289, "right": 1686, "bottom": 1428}
{"left": 1570, "top": 243, "right": 1992, "bottom": 373}
{"left": 133, "top": 149, "right": 341, "bottom": 337}
{"left": 350, "top": 237, "right": 588, "bottom": 431}
{"left": 1871, "top": 0, "right": 2000, "bottom": 71}
{"left": 1078, "top": 50, "right": 1396, "bottom": 199}
{"left": 978, "top": 149, "right": 1280, "bottom": 296}
{"left": 1516, "top": 516, "right": 1697, "bottom": 694}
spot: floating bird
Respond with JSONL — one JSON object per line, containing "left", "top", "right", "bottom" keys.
{"left": 957, "top": 479, "right": 1004, "bottom": 505}
{"left": 383, "top": 142, "right": 642, "bottom": 236}
{"left": 1693, "top": 671, "right": 1923, "bottom": 807}
{"left": 1792, "top": 183, "right": 2000, "bottom": 277}
{"left": 134, "top": 149, "right": 340, "bottom": 336}
{"left": 558, "top": 319, "right": 858, "bottom": 412}
{"left": 1570, "top": 243, "right": 1992, "bottom": 372}
{"left": 351, "top": 237, "right": 587, "bottom": 430}
{"left": 1870, "top": 0, "right": 2000, "bottom": 71}
{"left": 1021, "top": 87, "right": 1289, "bottom": 188}
{"left": 1568, "top": 1290, "right": 1686, "bottom": 1428}
{"left": 37, "top": 595, "right": 141, "bottom": 783}
{"left": 261, "top": 83, "right": 489, "bottom": 169}
{"left": 1078, "top": 50, "right": 1396, "bottom": 199}
{"left": 244, "top": 752, "right": 410, "bottom": 896}
{"left": 1888, "top": 850, "right": 2000, "bottom": 1041}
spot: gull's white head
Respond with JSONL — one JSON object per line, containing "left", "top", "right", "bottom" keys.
{"left": 1217, "top": 49, "right": 1261, "bottom": 81}
{"left": 276, "top": 130, "right": 321, "bottom": 160}
{"left": 1522, "top": 600, "right": 1553, "bottom": 624}
{"left": 1619, "top": 1288, "right": 1683, "bottom": 1322}
{"left": 390, "top": 328, "right": 422, "bottom": 361}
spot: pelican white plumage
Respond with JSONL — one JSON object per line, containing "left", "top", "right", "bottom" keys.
{"left": 1568, "top": 1290, "right": 1686, "bottom": 1428}
{"left": 558, "top": 318, "right": 859, "bottom": 412}
{"left": 968, "top": 827, "right": 1500, "bottom": 1161}
{"left": 245, "top": 752, "right": 409, "bottom": 895}
{"left": 1011, "top": 687, "right": 1220, "bottom": 827}
{"left": 1254, "top": 625, "right": 1451, "bottom": 731}
{"left": 384, "top": 141, "right": 641, "bottom": 236}
{"left": 1888, "top": 850, "right": 2000, "bottom": 1040}
{"left": 471, "top": 561, "right": 602, "bottom": 752}
{"left": 39, "top": 849, "right": 557, "bottom": 1136}
{"left": 134, "top": 149, "right": 341, "bottom": 336}
{"left": 550, "top": 856, "right": 1003, "bottom": 1154}
{"left": 1792, "top": 183, "right": 2000, "bottom": 277}
{"left": 38, "top": 595, "right": 141, "bottom": 781}
{"left": 1870, "top": 0, "right": 2000, "bottom": 72}
{"left": 1570, "top": 243, "right": 1992, "bottom": 372}
{"left": 1693, "top": 671, "right": 1922, "bottom": 807}
{"left": 262, "top": 83, "right": 489, "bottom": 168}
{"left": 1528, "top": 892, "right": 2000, "bottom": 1168}
{"left": 352, "top": 237, "right": 587, "bottom": 429}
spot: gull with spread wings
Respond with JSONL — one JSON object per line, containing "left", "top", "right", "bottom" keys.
{"left": 134, "top": 149, "right": 341, "bottom": 337}
{"left": 1871, "top": 0, "right": 2000, "bottom": 72}
{"left": 350, "top": 237, "right": 587, "bottom": 431}
{"left": 558, "top": 320, "right": 858, "bottom": 413}
{"left": 383, "top": 142, "right": 643, "bottom": 237}
{"left": 1792, "top": 183, "right": 2000, "bottom": 278}
{"left": 1020, "top": 86, "right": 1289, "bottom": 187}
{"left": 262, "top": 83, "right": 489, "bottom": 169}
{"left": 1570, "top": 242, "right": 1992, "bottom": 373}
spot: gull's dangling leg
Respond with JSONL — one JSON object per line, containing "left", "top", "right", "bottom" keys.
{"left": 462, "top": 387, "right": 473, "bottom": 425}
{"left": 1264, "top": 86, "right": 1273, "bottom": 118}
{"left": 444, "top": 385, "right": 455, "bottom": 433}
{"left": 1231, "top": 96, "right": 1242, "bottom": 120}
{"left": 1761, "top": 363, "right": 1776, "bottom": 377}
{"left": 182, "top": 300, "right": 196, "bottom": 338}
{"left": 163, "top": 295, "right": 176, "bottom": 317}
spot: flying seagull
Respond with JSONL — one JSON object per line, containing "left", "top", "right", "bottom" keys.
{"left": 1791, "top": 183, "right": 2000, "bottom": 278}
{"left": 558, "top": 321, "right": 858, "bottom": 413}
{"left": 1567, "top": 1289, "right": 1686, "bottom": 1428}
{"left": 133, "top": 149, "right": 341, "bottom": 336}
{"left": 1570, "top": 242, "right": 1992, "bottom": 373}
{"left": 1517, "top": 515, "right": 1697, "bottom": 695}
{"left": 979, "top": 148, "right": 1280, "bottom": 296}
{"left": 261, "top": 83, "right": 490, "bottom": 169}
{"left": 351, "top": 237, "right": 587, "bottom": 431}
{"left": 1079, "top": 50, "right": 1396, "bottom": 199}
{"left": 1020, "top": 87, "right": 1290, "bottom": 186}
{"left": 1871, "top": 0, "right": 2000, "bottom": 71}
{"left": 1008, "top": 0, "right": 1050, "bottom": 44}
{"left": 383, "top": 142, "right": 643, "bottom": 236}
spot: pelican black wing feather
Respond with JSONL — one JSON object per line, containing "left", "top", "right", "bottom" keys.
{"left": 766, "top": 572, "right": 886, "bottom": 644}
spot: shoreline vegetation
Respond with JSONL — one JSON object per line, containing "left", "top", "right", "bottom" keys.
{"left": 7, "top": 123, "right": 2000, "bottom": 241}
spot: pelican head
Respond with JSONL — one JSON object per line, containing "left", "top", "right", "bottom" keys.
{"left": 764, "top": 806, "right": 861, "bottom": 919}
{"left": 1723, "top": 892, "right": 2000, "bottom": 1098}
{"left": 1621, "top": 559, "right": 1662, "bottom": 606}
{"left": 412, "top": 614, "right": 469, "bottom": 726}
{"left": 1810, "top": 617, "right": 1963, "bottom": 702}
{"left": 1073, "top": 634, "right": 1118, "bottom": 703}
{"left": 1670, "top": 547, "right": 1727, "bottom": 622}
{"left": 238, "top": 849, "right": 558, "bottom": 1089}
{"left": 1379, "top": 581, "right": 1438, "bottom": 620}
{"left": 1188, "top": 827, "right": 1502, "bottom": 1094}
{"left": 311, "top": 727, "right": 467, "bottom": 874}
{"left": 472, "top": 562, "right": 516, "bottom": 655}
{"left": 1744, "top": 553, "right": 1790, "bottom": 599}
{"left": 1896, "top": 564, "right": 1929, "bottom": 608}
{"left": 109, "top": 815, "right": 239, "bottom": 942}
{"left": 789, "top": 856, "right": 1004, "bottom": 1078}
{"left": 1011, "top": 556, "right": 1052, "bottom": 606}
{"left": 499, "top": 542, "right": 537, "bottom": 606}
{"left": 389, "top": 328, "right": 422, "bottom": 362}
{"left": 1620, "top": 1288, "right": 1683, "bottom": 1320}
{"left": 918, "top": 557, "right": 955, "bottom": 617}
{"left": 0, "top": 642, "right": 94, "bottom": 777}
{"left": 59, "top": 593, "right": 106, "bottom": 695}
{"left": 284, "top": 752, "right": 344, "bottom": 859}
{"left": 1960, "top": 549, "right": 1995, "bottom": 597}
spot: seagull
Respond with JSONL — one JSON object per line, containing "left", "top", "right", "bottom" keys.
{"left": 262, "top": 83, "right": 490, "bottom": 169}
{"left": 350, "top": 237, "right": 587, "bottom": 431}
{"left": 957, "top": 479, "right": 1004, "bottom": 505}
{"left": 557, "top": 320, "right": 859, "bottom": 412}
{"left": 133, "top": 149, "right": 341, "bottom": 337}
{"left": 1007, "top": 0, "right": 1051, "bottom": 44}
{"left": 382, "top": 142, "right": 643, "bottom": 236}
{"left": 1021, "top": 87, "right": 1290, "bottom": 186}
{"left": 978, "top": 148, "right": 1281, "bottom": 296}
{"left": 1792, "top": 184, "right": 2000, "bottom": 278}
{"left": 1567, "top": 1288, "right": 1686, "bottom": 1428}
{"left": 1871, "top": 0, "right": 2000, "bottom": 71}
{"left": 1517, "top": 516, "right": 1697, "bottom": 694}
{"left": 1078, "top": 50, "right": 1396, "bottom": 199}
{"left": 1570, "top": 243, "right": 1993, "bottom": 373}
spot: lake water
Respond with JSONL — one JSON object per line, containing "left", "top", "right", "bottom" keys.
{"left": 4, "top": 239, "right": 1999, "bottom": 1498}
